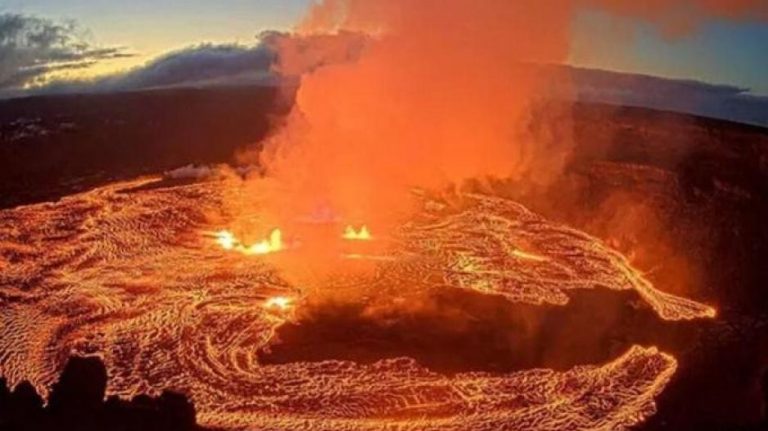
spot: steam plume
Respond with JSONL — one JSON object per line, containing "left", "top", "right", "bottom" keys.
{"left": 235, "top": 0, "right": 767, "bottom": 276}
{"left": 252, "top": 0, "right": 576, "bottom": 233}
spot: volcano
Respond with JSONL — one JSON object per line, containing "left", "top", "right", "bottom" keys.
{"left": 0, "top": 87, "right": 767, "bottom": 430}
{"left": 0, "top": 173, "right": 693, "bottom": 430}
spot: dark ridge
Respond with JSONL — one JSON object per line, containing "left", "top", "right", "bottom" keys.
{"left": 0, "top": 85, "right": 292, "bottom": 209}
{"left": 0, "top": 356, "right": 212, "bottom": 431}
{"left": 1, "top": 85, "right": 765, "bottom": 211}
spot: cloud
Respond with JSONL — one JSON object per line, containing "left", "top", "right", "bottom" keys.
{"left": 567, "top": 66, "right": 768, "bottom": 127}
{"left": 24, "top": 31, "right": 367, "bottom": 95}
{"left": 0, "top": 13, "right": 132, "bottom": 93}
{"left": 37, "top": 43, "right": 278, "bottom": 94}
{"left": 3, "top": 17, "right": 765, "bottom": 128}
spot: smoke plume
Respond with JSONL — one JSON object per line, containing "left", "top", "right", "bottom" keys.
{"left": 247, "top": 0, "right": 765, "bottom": 229}
{"left": 231, "top": 0, "right": 768, "bottom": 285}
{"left": 248, "top": 1, "right": 576, "bottom": 237}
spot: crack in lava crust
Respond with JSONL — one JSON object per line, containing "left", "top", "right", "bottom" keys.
{"left": 0, "top": 177, "right": 711, "bottom": 430}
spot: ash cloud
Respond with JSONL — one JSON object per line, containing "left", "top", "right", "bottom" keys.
{"left": 0, "top": 13, "right": 132, "bottom": 95}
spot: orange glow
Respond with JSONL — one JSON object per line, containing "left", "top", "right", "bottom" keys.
{"left": 0, "top": 178, "right": 717, "bottom": 430}
{"left": 342, "top": 225, "right": 372, "bottom": 241}
{"left": 235, "top": 0, "right": 768, "bottom": 287}
{"left": 247, "top": 229, "right": 284, "bottom": 255}
{"left": 2, "top": 1, "right": 761, "bottom": 429}
{"left": 214, "top": 230, "right": 238, "bottom": 250}
{"left": 511, "top": 249, "right": 548, "bottom": 262}
{"left": 213, "top": 228, "right": 284, "bottom": 255}
{"left": 264, "top": 296, "right": 294, "bottom": 311}
{"left": 245, "top": 0, "right": 577, "bottom": 245}
{"left": 342, "top": 253, "right": 396, "bottom": 261}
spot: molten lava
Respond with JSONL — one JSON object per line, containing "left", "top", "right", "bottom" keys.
{"left": 214, "top": 230, "right": 237, "bottom": 250}
{"left": 214, "top": 228, "right": 283, "bottom": 255}
{"left": 0, "top": 176, "right": 715, "bottom": 430}
{"left": 343, "top": 225, "right": 372, "bottom": 241}
{"left": 264, "top": 296, "right": 294, "bottom": 311}
{"left": 511, "top": 249, "right": 549, "bottom": 262}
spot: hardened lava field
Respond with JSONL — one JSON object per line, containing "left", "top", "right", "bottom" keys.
{"left": 0, "top": 176, "right": 714, "bottom": 430}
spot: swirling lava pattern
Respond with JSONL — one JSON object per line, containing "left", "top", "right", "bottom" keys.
{"left": 397, "top": 192, "right": 716, "bottom": 321}
{"left": 0, "top": 177, "right": 712, "bottom": 430}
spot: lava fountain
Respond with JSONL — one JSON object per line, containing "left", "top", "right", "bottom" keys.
{"left": 212, "top": 228, "right": 284, "bottom": 256}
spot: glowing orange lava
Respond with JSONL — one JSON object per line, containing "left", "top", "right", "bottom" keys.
{"left": 511, "top": 249, "right": 548, "bottom": 262}
{"left": 0, "top": 177, "right": 716, "bottom": 430}
{"left": 264, "top": 296, "right": 294, "bottom": 311}
{"left": 343, "top": 225, "right": 372, "bottom": 241}
{"left": 213, "top": 228, "right": 283, "bottom": 255}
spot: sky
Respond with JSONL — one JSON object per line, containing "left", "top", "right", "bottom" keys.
{"left": 572, "top": 9, "right": 768, "bottom": 95}
{"left": 0, "top": 0, "right": 766, "bottom": 94}
{"left": 0, "top": 0, "right": 309, "bottom": 78}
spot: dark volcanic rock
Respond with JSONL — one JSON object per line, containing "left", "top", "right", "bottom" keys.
{"left": 0, "top": 356, "right": 209, "bottom": 431}
{"left": 0, "top": 86, "right": 290, "bottom": 209}
{"left": 47, "top": 356, "right": 108, "bottom": 415}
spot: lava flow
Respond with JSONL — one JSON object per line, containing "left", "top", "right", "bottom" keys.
{"left": 0, "top": 175, "right": 715, "bottom": 430}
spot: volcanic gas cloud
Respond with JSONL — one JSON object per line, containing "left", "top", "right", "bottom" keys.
{"left": 238, "top": 0, "right": 767, "bottom": 273}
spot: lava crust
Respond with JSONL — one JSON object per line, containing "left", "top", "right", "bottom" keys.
{"left": 0, "top": 176, "right": 713, "bottom": 429}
